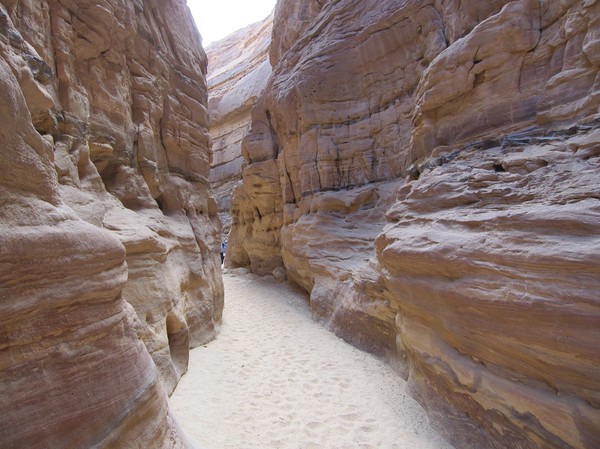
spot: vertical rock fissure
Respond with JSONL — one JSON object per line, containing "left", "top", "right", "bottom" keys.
{"left": 166, "top": 311, "right": 190, "bottom": 379}
{"left": 265, "top": 108, "right": 280, "bottom": 155}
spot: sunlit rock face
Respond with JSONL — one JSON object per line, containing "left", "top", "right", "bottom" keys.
{"left": 229, "top": 0, "right": 600, "bottom": 448}
{"left": 207, "top": 14, "right": 273, "bottom": 240}
{"left": 0, "top": 0, "right": 220, "bottom": 447}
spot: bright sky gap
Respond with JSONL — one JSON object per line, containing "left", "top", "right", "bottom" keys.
{"left": 187, "top": 0, "right": 276, "bottom": 47}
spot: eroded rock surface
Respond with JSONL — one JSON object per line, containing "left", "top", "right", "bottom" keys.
{"left": 207, "top": 14, "right": 273, "bottom": 239}
{"left": 0, "top": 0, "right": 220, "bottom": 447}
{"left": 229, "top": 0, "right": 600, "bottom": 448}
{"left": 379, "top": 124, "right": 600, "bottom": 449}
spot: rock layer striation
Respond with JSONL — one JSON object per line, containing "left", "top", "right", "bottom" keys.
{"left": 207, "top": 14, "right": 273, "bottom": 240}
{"left": 229, "top": 0, "right": 600, "bottom": 448}
{"left": 0, "top": 0, "right": 221, "bottom": 447}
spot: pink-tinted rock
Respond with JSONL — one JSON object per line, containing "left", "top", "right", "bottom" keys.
{"left": 412, "top": 0, "right": 600, "bottom": 159}
{"left": 230, "top": 0, "right": 507, "bottom": 345}
{"left": 207, "top": 14, "right": 273, "bottom": 239}
{"left": 379, "top": 125, "right": 600, "bottom": 449}
{"left": 0, "top": 0, "right": 220, "bottom": 447}
{"left": 4, "top": 0, "right": 223, "bottom": 393}
{"left": 229, "top": 0, "right": 600, "bottom": 447}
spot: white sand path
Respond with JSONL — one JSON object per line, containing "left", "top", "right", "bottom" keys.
{"left": 170, "top": 271, "right": 454, "bottom": 449}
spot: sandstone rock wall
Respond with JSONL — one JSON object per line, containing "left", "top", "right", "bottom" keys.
{"left": 379, "top": 123, "right": 600, "bottom": 449}
{"left": 269, "top": 0, "right": 324, "bottom": 66}
{"left": 207, "top": 14, "right": 273, "bottom": 240}
{"left": 0, "top": 0, "right": 221, "bottom": 447}
{"left": 229, "top": 0, "right": 600, "bottom": 448}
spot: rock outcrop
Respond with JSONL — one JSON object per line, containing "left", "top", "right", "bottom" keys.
{"left": 379, "top": 123, "right": 600, "bottom": 449}
{"left": 0, "top": 0, "right": 221, "bottom": 447}
{"left": 207, "top": 14, "right": 273, "bottom": 240}
{"left": 229, "top": 0, "right": 600, "bottom": 448}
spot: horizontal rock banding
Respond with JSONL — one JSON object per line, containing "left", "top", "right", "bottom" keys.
{"left": 229, "top": 0, "right": 600, "bottom": 447}
{"left": 1, "top": 0, "right": 220, "bottom": 447}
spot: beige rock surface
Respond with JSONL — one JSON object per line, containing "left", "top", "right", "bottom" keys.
{"left": 4, "top": 0, "right": 223, "bottom": 393}
{"left": 207, "top": 14, "right": 273, "bottom": 240}
{"left": 411, "top": 0, "right": 600, "bottom": 159}
{"left": 229, "top": 0, "right": 600, "bottom": 448}
{"left": 0, "top": 0, "right": 219, "bottom": 447}
{"left": 269, "top": 0, "right": 325, "bottom": 66}
{"left": 378, "top": 124, "right": 600, "bottom": 449}
{"left": 230, "top": 0, "right": 508, "bottom": 351}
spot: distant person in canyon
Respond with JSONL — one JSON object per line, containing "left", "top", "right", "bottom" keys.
{"left": 220, "top": 241, "right": 227, "bottom": 265}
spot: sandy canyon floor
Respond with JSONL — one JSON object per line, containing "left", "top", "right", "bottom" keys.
{"left": 170, "top": 271, "right": 454, "bottom": 449}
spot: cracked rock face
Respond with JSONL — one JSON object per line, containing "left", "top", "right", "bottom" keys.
{"left": 0, "top": 0, "right": 221, "bottom": 447}
{"left": 229, "top": 0, "right": 600, "bottom": 448}
{"left": 207, "top": 13, "right": 273, "bottom": 241}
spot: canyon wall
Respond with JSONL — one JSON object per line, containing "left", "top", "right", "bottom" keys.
{"left": 0, "top": 0, "right": 221, "bottom": 447}
{"left": 207, "top": 14, "right": 273, "bottom": 239}
{"left": 229, "top": 0, "right": 600, "bottom": 448}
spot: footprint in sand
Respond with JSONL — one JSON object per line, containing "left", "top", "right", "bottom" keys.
{"left": 359, "top": 424, "right": 377, "bottom": 434}
{"left": 170, "top": 273, "right": 455, "bottom": 449}
{"left": 339, "top": 412, "right": 359, "bottom": 422}
{"left": 305, "top": 420, "right": 324, "bottom": 431}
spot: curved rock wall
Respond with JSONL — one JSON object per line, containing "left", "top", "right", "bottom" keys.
{"left": 229, "top": 0, "right": 600, "bottom": 448}
{"left": 6, "top": 0, "right": 223, "bottom": 393}
{"left": 207, "top": 14, "right": 273, "bottom": 240}
{"left": 0, "top": 0, "right": 221, "bottom": 447}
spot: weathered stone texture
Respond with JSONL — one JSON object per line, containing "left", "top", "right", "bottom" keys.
{"left": 229, "top": 0, "right": 600, "bottom": 448}
{"left": 0, "top": 0, "right": 220, "bottom": 447}
{"left": 269, "top": 0, "right": 325, "bottom": 66}
{"left": 411, "top": 0, "right": 600, "bottom": 160}
{"left": 230, "top": 0, "right": 512, "bottom": 338}
{"left": 207, "top": 14, "right": 273, "bottom": 240}
{"left": 379, "top": 123, "right": 600, "bottom": 449}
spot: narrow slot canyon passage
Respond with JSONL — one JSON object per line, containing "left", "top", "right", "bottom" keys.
{"left": 170, "top": 272, "right": 454, "bottom": 449}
